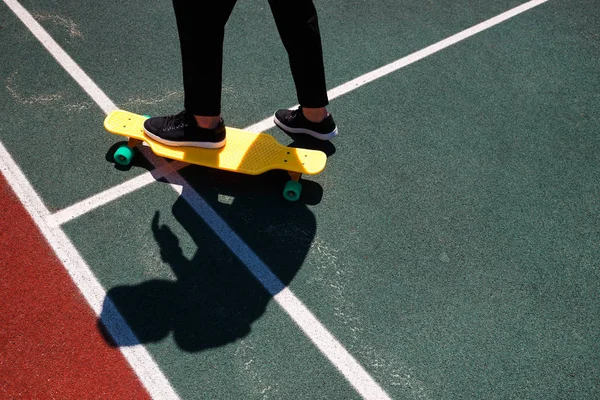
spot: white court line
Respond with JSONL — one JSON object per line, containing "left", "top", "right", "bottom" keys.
{"left": 325, "top": 0, "right": 550, "bottom": 100}
{"left": 246, "top": 0, "right": 549, "bottom": 134}
{"left": 167, "top": 175, "right": 391, "bottom": 399}
{"left": 49, "top": 152, "right": 187, "bottom": 227}
{"left": 43, "top": 0, "right": 548, "bottom": 223}
{"left": 0, "top": 141, "right": 180, "bottom": 400}
{"left": 2, "top": 0, "right": 550, "bottom": 398}
{"left": 2, "top": 1, "right": 178, "bottom": 398}
{"left": 54, "top": 0, "right": 549, "bottom": 226}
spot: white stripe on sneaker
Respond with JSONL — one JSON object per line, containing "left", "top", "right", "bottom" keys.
{"left": 144, "top": 129, "right": 226, "bottom": 149}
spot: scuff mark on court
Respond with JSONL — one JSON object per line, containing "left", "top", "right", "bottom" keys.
{"left": 5, "top": 70, "right": 63, "bottom": 104}
{"left": 5, "top": 70, "right": 93, "bottom": 111}
{"left": 32, "top": 12, "right": 82, "bottom": 38}
{"left": 234, "top": 339, "right": 279, "bottom": 399}
{"left": 122, "top": 90, "right": 182, "bottom": 107}
{"left": 308, "top": 235, "right": 431, "bottom": 399}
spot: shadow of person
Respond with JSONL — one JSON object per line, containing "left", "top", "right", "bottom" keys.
{"left": 98, "top": 168, "right": 318, "bottom": 352}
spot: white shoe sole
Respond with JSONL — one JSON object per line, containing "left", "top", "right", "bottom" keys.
{"left": 144, "top": 129, "right": 226, "bottom": 149}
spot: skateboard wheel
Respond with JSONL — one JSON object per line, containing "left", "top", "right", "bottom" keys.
{"left": 283, "top": 180, "right": 302, "bottom": 202}
{"left": 114, "top": 145, "right": 134, "bottom": 166}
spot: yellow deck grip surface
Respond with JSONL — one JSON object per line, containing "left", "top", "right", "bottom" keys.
{"left": 104, "top": 110, "right": 327, "bottom": 175}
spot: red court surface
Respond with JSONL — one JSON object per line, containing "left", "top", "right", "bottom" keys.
{"left": 0, "top": 175, "right": 149, "bottom": 399}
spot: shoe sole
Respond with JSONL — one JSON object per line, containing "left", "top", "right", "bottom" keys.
{"left": 274, "top": 116, "right": 338, "bottom": 141}
{"left": 144, "top": 129, "right": 226, "bottom": 149}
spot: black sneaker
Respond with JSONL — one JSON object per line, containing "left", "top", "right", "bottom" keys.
{"left": 274, "top": 107, "right": 338, "bottom": 140}
{"left": 143, "top": 110, "right": 226, "bottom": 149}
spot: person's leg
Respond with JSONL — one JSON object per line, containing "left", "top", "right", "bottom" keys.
{"left": 143, "top": 0, "right": 237, "bottom": 148}
{"left": 173, "top": 0, "right": 238, "bottom": 123}
{"left": 268, "top": 0, "right": 337, "bottom": 139}
{"left": 268, "top": 0, "right": 328, "bottom": 111}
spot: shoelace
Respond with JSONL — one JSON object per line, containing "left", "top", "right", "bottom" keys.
{"left": 286, "top": 108, "right": 302, "bottom": 121}
{"left": 163, "top": 110, "right": 189, "bottom": 130}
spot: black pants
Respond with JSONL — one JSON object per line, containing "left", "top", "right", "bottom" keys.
{"left": 172, "top": 0, "right": 329, "bottom": 116}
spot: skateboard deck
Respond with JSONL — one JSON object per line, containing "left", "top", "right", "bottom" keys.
{"left": 104, "top": 110, "right": 327, "bottom": 200}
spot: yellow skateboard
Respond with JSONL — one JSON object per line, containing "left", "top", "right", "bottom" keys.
{"left": 104, "top": 110, "right": 327, "bottom": 201}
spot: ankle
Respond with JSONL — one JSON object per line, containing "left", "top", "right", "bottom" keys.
{"left": 302, "top": 107, "right": 328, "bottom": 123}
{"left": 194, "top": 115, "right": 221, "bottom": 129}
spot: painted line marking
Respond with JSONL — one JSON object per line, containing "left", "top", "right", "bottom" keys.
{"left": 0, "top": 140, "right": 180, "bottom": 400}
{"left": 48, "top": 151, "right": 187, "bottom": 227}
{"left": 3, "top": 0, "right": 550, "bottom": 398}
{"left": 166, "top": 174, "right": 391, "bottom": 400}
{"left": 50, "top": 0, "right": 550, "bottom": 220}
{"left": 325, "top": 0, "right": 549, "bottom": 101}
{"left": 246, "top": 0, "right": 550, "bottom": 134}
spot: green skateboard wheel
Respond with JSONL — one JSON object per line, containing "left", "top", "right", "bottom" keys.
{"left": 283, "top": 180, "right": 302, "bottom": 202}
{"left": 114, "top": 145, "right": 134, "bottom": 166}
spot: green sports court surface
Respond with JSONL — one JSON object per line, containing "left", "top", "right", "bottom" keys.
{"left": 1, "top": 0, "right": 599, "bottom": 398}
